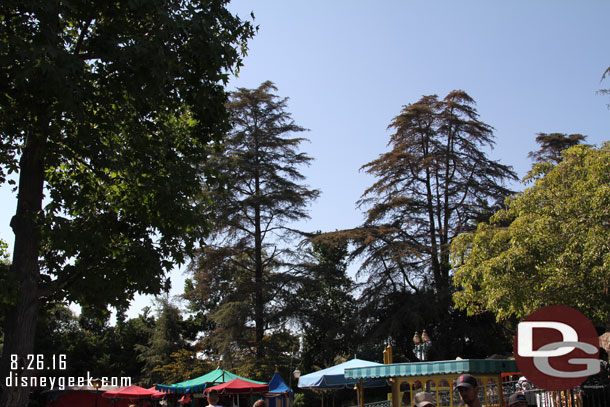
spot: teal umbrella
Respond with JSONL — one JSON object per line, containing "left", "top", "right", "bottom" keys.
{"left": 156, "top": 369, "right": 266, "bottom": 394}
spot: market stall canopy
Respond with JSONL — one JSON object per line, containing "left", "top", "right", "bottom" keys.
{"left": 204, "top": 378, "right": 270, "bottom": 395}
{"left": 43, "top": 385, "right": 122, "bottom": 393}
{"left": 343, "top": 359, "right": 519, "bottom": 380}
{"left": 268, "top": 372, "right": 292, "bottom": 394}
{"left": 43, "top": 386, "right": 123, "bottom": 407}
{"left": 102, "top": 385, "right": 164, "bottom": 400}
{"left": 297, "top": 358, "right": 388, "bottom": 389}
{"left": 266, "top": 372, "right": 293, "bottom": 407}
{"left": 156, "top": 369, "right": 266, "bottom": 394}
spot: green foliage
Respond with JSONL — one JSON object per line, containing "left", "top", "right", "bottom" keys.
{"left": 0, "top": 0, "right": 254, "bottom": 314}
{"left": 114, "top": 309, "right": 155, "bottom": 381}
{"left": 33, "top": 303, "right": 154, "bottom": 381}
{"left": 184, "top": 249, "right": 260, "bottom": 362}
{"left": 1, "top": 3, "right": 253, "bottom": 403}
{"left": 0, "top": 239, "right": 12, "bottom": 354}
{"left": 452, "top": 143, "right": 610, "bottom": 326}
{"left": 293, "top": 236, "right": 357, "bottom": 371}
{"left": 0, "top": 239, "right": 14, "bottom": 311}
{"left": 184, "top": 252, "right": 301, "bottom": 380}
{"left": 293, "top": 393, "right": 306, "bottom": 407}
{"left": 34, "top": 304, "right": 84, "bottom": 377}
{"left": 233, "top": 330, "right": 299, "bottom": 381}
{"left": 153, "top": 349, "right": 214, "bottom": 384}
{"left": 0, "top": 240, "right": 8, "bottom": 262}
{"left": 136, "top": 298, "right": 187, "bottom": 384}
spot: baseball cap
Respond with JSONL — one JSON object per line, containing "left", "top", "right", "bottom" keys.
{"left": 455, "top": 374, "right": 478, "bottom": 388}
{"left": 508, "top": 392, "right": 527, "bottom": 406}
{"left": 413, "top": 392, "right": 436, "bottom": 407}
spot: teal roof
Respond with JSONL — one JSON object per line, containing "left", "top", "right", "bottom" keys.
{"left": 344, "top": 359, "right": 518, "bottom": 380}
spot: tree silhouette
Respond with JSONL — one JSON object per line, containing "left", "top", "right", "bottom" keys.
{"left": 187, "top": 81, "right": 319, "bottom": 362}
{"left": 528, "top": 132, "right": 586, "bottom": 164}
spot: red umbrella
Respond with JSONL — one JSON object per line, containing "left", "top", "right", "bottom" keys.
{"left": 204, "top": 378, "right": 269, "bottom": 395}
{"left": 102, "top": 385, "right": 160, "bottom": 400}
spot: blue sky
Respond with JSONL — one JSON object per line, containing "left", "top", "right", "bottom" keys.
{"left": 224, "top": 0, "right": 609, "bottom": 229}
{"left": 1, "top": 1, "right": 609, "bottom": 318}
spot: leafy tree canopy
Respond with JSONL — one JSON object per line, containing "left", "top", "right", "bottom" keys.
{"left": 33, "top": 303, "right": 154, "bottom": 382}
{"left": 291, "top": 236, "right": 357, "bottom": 372}
{"left": 452, "top": 143, "right": 610, "bottom": 326}
{"left": 0, "top": 239, "right": 11, "bottom": 308}
{"left": 153, "top": 349, "right": 215, "bottom": 385}
{"left": 0, "top": 2, "right": 254, "bottom": 403}
{"left": 0, "top": 0, "right": 253, "bottom": 310}
{"left": 184, "top": 249, "right": 263, "bottom": 361}
{"left": 136, "top": 298, "right": 187, "bottom": 385}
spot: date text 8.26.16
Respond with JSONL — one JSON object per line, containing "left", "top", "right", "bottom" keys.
{"left": 10, "top": 354, "right": 67, "bottom": 371}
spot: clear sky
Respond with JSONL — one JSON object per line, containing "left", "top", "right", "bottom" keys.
{"left": 0, "top": 1, "right": 608, "bottom": 319}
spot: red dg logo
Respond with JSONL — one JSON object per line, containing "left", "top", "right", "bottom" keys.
{"left": 513, "top": 305, "right": 600, "bottom": 391}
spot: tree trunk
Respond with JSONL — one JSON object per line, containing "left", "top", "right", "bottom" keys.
{"left": 424, "top": 167, "right": 441, "bottom": 290}
{"left": 254, "top": 174, "right": 264, "bottom": 360}
{"left": 0, "top": 130, "right": 46, "bottom": 407}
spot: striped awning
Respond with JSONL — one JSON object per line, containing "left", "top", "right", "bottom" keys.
{"left": 344, "top": 359, "right": 518, "bottom": 380}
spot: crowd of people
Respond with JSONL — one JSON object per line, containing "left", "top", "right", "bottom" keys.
{"left": 411, "top": 374, "right": 527, "bottom": 407}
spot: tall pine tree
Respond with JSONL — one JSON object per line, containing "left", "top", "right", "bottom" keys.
{"left": 329, "top": 91, "right": 517, "bottom": 358}
{"left": 187, "top": 81, "right": 319, "bottom": 363}
{"left": 359, "top": 91, "right": 516, "bottom": 302}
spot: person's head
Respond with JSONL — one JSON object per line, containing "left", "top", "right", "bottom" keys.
{"left": 253, "top": 400, "right": 265, "bottom": 407}
{"left": 208, "top": 389, "right": 219, "bottom": 404}
{"left": 508, "top": 392, "right": 528, "bottom": 407}
{"left": 455, "top": 374, "right": 479, "bottom": 405}
{"left": 413, "top": 391, "right": 436, "bottom": 407}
